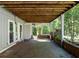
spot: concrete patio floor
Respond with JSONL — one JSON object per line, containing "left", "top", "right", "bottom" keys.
{"left": 0, "top": 37, "right": 74, "bottom": 58}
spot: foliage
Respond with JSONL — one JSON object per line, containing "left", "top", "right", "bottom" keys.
{"left": 54, "top": 29, "right": 61, "bottom": 40}
{"left": 64, "top": 4, "right": 79, "bottom": 43}
{"left": 37, "top": 26, "right": 41, "bottom": 35}
{"left": 51, "top": 17, "right": 61, "bottom": 31}
{"left": 42, "top": 25, "right": 50, "bottom": 34}
{"left": 32, "top": 26, "right": 37, "bottom": 36}
{"left": 50, "top": 17, "right": 61, "bottom": 40}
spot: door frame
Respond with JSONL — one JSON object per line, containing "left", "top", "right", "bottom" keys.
{"left": 17, "top": 23, "right": 23, "bottom": 41}
{"left": 20, "top": 24, "right": 23, "bottom": 41}
{"left": 8, "top": 19, "right": 15, "bottom": 44}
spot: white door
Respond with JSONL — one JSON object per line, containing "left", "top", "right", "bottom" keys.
{"left": 20, "top": 24, "right": 23, "bottom": 40}
{"left": 15, "top": 22, "right": 18, "bottom": 42}
{"left": 8, "top": 20, "right": 15, "bottom": 44}
{"left": 17, "top": 23, "right": 23, "bottom": 41}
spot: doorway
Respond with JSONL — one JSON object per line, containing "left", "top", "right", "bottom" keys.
{"left": 17, "top": 23, "right": 23, "bottom": 41}
{"left": 8, "top": 20, "right": 15, "bottom": 44}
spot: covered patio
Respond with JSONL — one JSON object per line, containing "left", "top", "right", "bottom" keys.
{"left": 0, "top": 1, "right": 79, "bottom": 58}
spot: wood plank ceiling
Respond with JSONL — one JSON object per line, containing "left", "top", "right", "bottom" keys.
{"left": 0, "top": 1, "right": 78, "bottom": 23}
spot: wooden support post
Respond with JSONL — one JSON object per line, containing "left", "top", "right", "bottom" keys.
{"left": 61, "top": 14, "right": 64, "bottom": 45}
{"left": 49, "top": 23, "right": 51, "bottom": 39}
{"left": 41, "top": 26, "right": 42, "bottom": 35}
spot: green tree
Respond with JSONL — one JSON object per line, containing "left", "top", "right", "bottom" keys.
{"left": 64, "top": 4, "right": 79, "bottom": 43}
{"left": 37, "top": 26, "right": 41, "bottom": 35}
{"left": 32, "top": 26, "right": 37, "bottom": 36}
{"left": 42, "top": 25, "right": 50, "bottom": 34}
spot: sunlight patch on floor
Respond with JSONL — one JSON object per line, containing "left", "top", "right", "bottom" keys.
{"left": 33, "top": 36, "right": 50, "bottom": 42}
{"left": 35, "top": 39, "right": 50, "bottom": 42}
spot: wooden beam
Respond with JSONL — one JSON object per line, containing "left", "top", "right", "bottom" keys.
{"left": 19, "top": 15, "right": 56, "bottom": 18}
{"left": 19, "top": 15, "right": 56, "bottom": 20}
{"left": 4, "top": 4, "right": 71, "bottom": 8}
{"left": 7, "top": 8, "right": 65, "bottom": 12}
{"left": 0, "top": 1, "right": 76, "bottom": 5}
{"left": 7, "top": 7, "right": 67, "bottom": 10}
{"left": 11, "top": 11, "right": 63, "bottom": 16}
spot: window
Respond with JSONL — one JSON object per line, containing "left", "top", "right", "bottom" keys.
{"left": 20, "top": 25, "right": 22, "bottom": 38}
{"left": 9, "top": 21, "right": 14, "bottom": 43}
